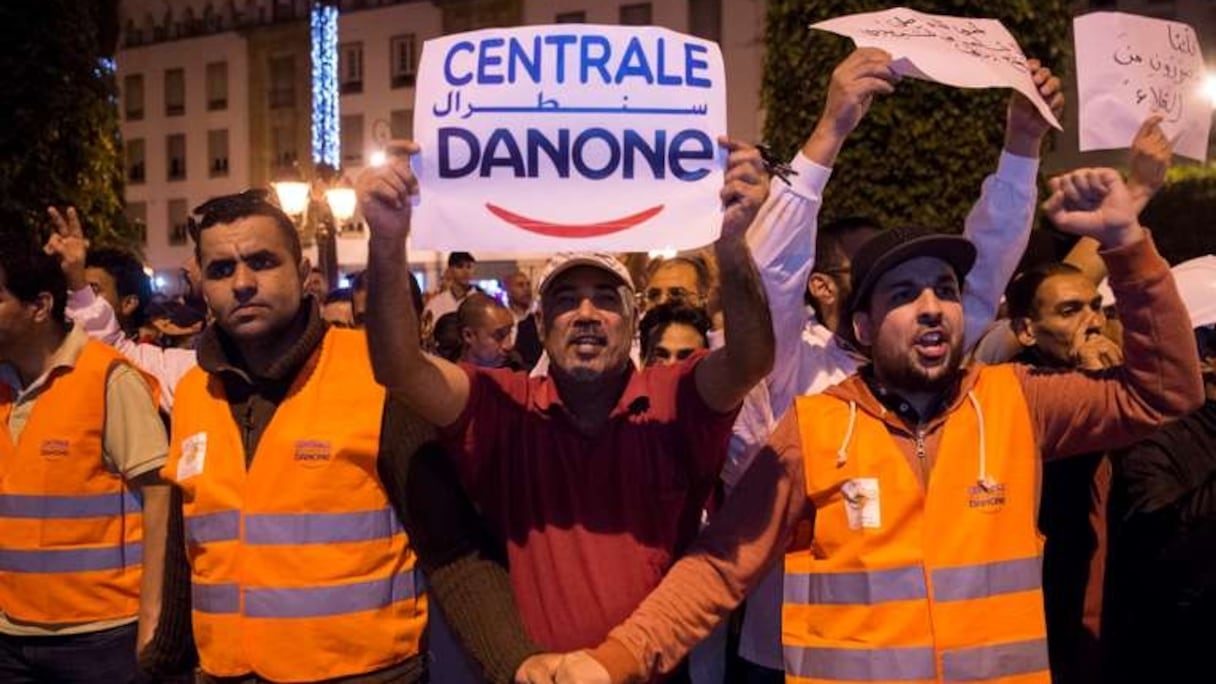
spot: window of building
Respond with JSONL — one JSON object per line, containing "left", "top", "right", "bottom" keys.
{"left": 390, "top": 109, "right": 413, "bottom": 139}
{"left": 206, "top": 61, "right": 228, "bottom": 110}
{"left": 390, "top": 34, "right": 417, "bottom": 88}
{"left": 619, "top": 3, "right": 652, "bottom": 25}
{"left": 124, "top": 74, "right": 144, "bottom": 120}
{"left": 208, "top": 129, "right": 229, "bottom": 177}
{"left": 165, "top": 68, "right": 185, "bottom": 116}
{"left": 688, "top": 0, "right": 721, "bottom": 42}
{"left": 168, "top": 199, "right": 190, "bottom": 246}
{"left": 269, "top": 55, "right": 296, "bottom": 109}
{"left": 272, "top": 124, "right": 298, "bottom": 169}
{"left": 340, "top": 42, "right": 363, "bottom": 94}
{"left": 125, "top": 202, "right": 148, "bottom": 245}
{"left": 126, "top": 138, "right": 146, "bottom": 184}
{"left": 556, "top": 11, "right": 586, "bottom": 23}
{"left": 341, "top": 114, "right": 364, "bottom": 166}
{"left": 167, "top": 133, "right": 187, "bottom": 180}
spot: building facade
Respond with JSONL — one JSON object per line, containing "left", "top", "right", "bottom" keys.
{"left": 115, "top": 0, "right": 767, "bottom": 283}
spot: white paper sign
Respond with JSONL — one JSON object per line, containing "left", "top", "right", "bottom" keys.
{"left": 812, "top": 7, "right": 1061, "bottom": 130}
{"left": 1075, "top": 12, "right": 1211, "bottom": 162}
{"left": 411, "top": 25, "right": 727, "bottom": 251}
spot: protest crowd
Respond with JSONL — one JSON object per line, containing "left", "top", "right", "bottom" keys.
{"left": 2, "top": 9, "right": 1215, "bottom": 684}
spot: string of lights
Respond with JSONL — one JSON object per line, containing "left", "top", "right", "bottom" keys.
{"left": 310, "top": 2, "right": 339, "bottom": 167}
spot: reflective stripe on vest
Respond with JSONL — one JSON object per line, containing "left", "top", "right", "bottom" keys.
{"left": 185, "top": 507, "right": 402, "bottom": 546}
{"left": 0, "top": 492, "right": 142, "bottom": 518}
{"left": 0, "top": 542, "right": 142, "bottom": 573}
{"left": 784, "top": 644, "right": 936, "bottom": 681}
{"left": 193, "top": 571, "right": 420, "bottom": 618}
{"left": 932, "top": 557, "right": 1041, "bottom": 602}
{"left": 941, "top": 638, "right": 1050, "bottom": 681}
{"left": 786, "top": 557, "right": 1041, "bottom": 607}
{"left": 785, "top": 565, "right": 927, "bottom": 605}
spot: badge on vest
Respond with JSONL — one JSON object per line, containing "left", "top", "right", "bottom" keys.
{"left": 967, "top": 478, "right": 1006, "bottom": 513}
{"left": 294, "top": 440, "right": 332, "bottom": 467}
{"left": 177, "top": 432, "right": 207, "bottom": 480}
{"left": 39, "top": 439, "right": 69, "bottom": 460}
{"left": 842, "top": 477, "right": 881, "bottom": 530}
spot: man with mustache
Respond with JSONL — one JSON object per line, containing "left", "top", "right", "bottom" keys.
{"left": 566, "top": 166, "right": 1203, "bottom": 683}
{"left": 359, "top": 137, "right": 775, "bottom": 680}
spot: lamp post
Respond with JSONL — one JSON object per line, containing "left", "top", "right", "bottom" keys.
{"left": 272, "top": 164, "right": 355, "bottom": 292}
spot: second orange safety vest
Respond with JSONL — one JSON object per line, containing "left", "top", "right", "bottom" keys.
{"left": 0, "top": 340, "right": 150, "bottom": 624}
{"left": 163, "top": 328, "right": 426, "bottom": 683}
{"left": 784, "top": 364, "right": 1049, "bottom": 684}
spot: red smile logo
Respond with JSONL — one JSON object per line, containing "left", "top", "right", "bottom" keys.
{"left": 485, "top": 203, "right": 664, "bottom": 238}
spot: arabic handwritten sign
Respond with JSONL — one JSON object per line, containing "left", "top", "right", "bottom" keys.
{"left": 1075, "top": 12, "right": 1211, "bottom": 162}
{"left": 811, "top": 7, "right": 1061, "bottom": 130}
{"left": 411, "top": 25, "right": 727, "bottom": 251}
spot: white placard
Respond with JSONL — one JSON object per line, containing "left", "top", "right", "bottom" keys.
{"left": 410, "top": 25, "right": 727, "bottom": 252}
{"left": 812, "top": 7, "right": 1061, "bottom": 130}
{"left": 1075, "top": 12, "right": 1211, "bottom": 162}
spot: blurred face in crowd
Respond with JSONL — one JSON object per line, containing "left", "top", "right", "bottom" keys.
{"left": 854, "top": 257, "right": 965, "bottom": 395}
{"left": 322, "top": 300, "right": 354, "bottom": 328}
{"left": 85, "top": 266, "right": 139, "bottom": 328}
{"left": 304, "top": 269, "right": 327, "bottom": 300}
{"left": 461, "top": 303, "right": 515, "bottom": 368}
{"left": 646, "top": 322, "right": 706, "bottom": 367}
{"left": 807, "top": 226, "right": 879, "bottom": 333}
{"left": 197, "top": 216, "right": 307, "bottom": 344}
{"left": 505, "top": 272, "right": 533, "bottom": 311}
{"left": 645, "top": 261, "right": 704, "bottom": 310}
{"left": 1013, "top": 272, "right": 1107, "bottom": 367}
{"left": 449, "top": 260, "right": 474, "bottom": 289}
{"left": 542, "top": 266, "right": 635, "bottom": 383}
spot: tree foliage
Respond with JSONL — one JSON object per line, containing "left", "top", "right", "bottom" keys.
{"left": 0, "top": 0, "right": 135, "bottom": 251}
{"left": 762, "top": 0, "right": 1072, "bottom": 232}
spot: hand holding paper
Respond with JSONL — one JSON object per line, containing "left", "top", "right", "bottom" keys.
{"left": 811, "top": 7, "right": 1061, "bottom": 130}
{"left": 1004, "top": 59, "right": 1065, "bottom": 158}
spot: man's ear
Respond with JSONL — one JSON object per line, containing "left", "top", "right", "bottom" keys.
{"left": 853, "top": 311, "right": 874, "bottom": 347}
{"left": 807, "top": 273, "right": 836, "bottom": 308}
{"left": 29, "top": 292, "right": 55, "bottom": 325}
{"left": 298, "top": 257, "right": 312, "bottom": 286}
{"left": 120, "top": 294, "right": 140, "bottom": 318}
{"left": 1011, "top": 317, "right": 1037, "bottom": 348}
{"left": 460, "top": 327, "right": 475, "bottom": 345}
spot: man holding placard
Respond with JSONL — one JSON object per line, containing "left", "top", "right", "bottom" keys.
{"left": 359, "top": 132, "right": 773, "bottom": 680}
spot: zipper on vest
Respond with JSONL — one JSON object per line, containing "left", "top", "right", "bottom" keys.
{"left": 241, "top": 402, "right": 255, "bottom": 467}
{"left": 915, "top": 424, "right": 928, "bottom": 483}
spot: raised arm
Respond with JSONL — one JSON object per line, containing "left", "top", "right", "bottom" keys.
{"left": 750, "top": 48, "right": 898, "bottom": 413}
{"left": 46, "top": 207, "right": 196, "bottom": 412}
{"left": 1022, "top": 167, "right": 1204, "bottom": 457}
{"left": 960, "top": 60, "right": 1063, "bottom": 347}
{"left": 357, "top": 141, "right": 470, "bottom": 427}
{"left": 694, "top": 139, "right": 775, "bottom": 413}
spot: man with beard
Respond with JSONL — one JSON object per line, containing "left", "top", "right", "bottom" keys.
{"left": 359, "top": 137, "right": 775, "bottom": 681}
{"left": 561, "top": 166, "right": 1203, "bottom": 683}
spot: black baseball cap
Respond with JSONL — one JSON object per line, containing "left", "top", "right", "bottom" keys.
{"left": 845, "top": 226, "right": 977, "bottom": 322}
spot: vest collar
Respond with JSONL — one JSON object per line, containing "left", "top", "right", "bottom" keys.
{"left": 197, "top": 301, "right": 326, "bottom": 386}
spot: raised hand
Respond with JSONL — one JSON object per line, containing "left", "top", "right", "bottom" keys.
{"left": 718, "top": 136, "right": 769, "bottom": 242}
{"left": 1127, "top": 114, "right": 1172, "bottom": 211}
{"left": 1005, "top": 58, "right": 1064, "bottom": 158}
{"left": 1042, "top": 168, "right": 1144, "bottom": 249}
{"left": 43, "top": 206, "right": 89, "bottom": 290}
{"left": 818, "top": 48, "right": 899, "bottom": 140}
{"left": 355, "top": 140, "right": 419, "bottom": 241}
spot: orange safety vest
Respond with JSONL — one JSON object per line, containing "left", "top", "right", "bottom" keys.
{"left": 163, "top": 328, "right": 426, "bottom": 682}
{"left": 784, "top": 365, "right": 1048, "bottom": 683}
{"left": 0, "top": 340, "right": 151, "bottom": 624}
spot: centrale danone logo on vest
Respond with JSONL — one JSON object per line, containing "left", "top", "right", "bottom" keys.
{"left": 412, "top": 25, "right": 728, "bottom": 252}
{"left": 39, "top": 439, "right": 70, "bottom": 459}
{"left": 293, "top": 440, "right": 332, "bottom": 467}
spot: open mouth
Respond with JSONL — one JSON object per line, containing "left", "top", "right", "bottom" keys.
{"left": 570, "top": 334, "right": 607, "bottom": 353}
{"left": 914, "top": 330, "right": 949, "bottom": 361}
